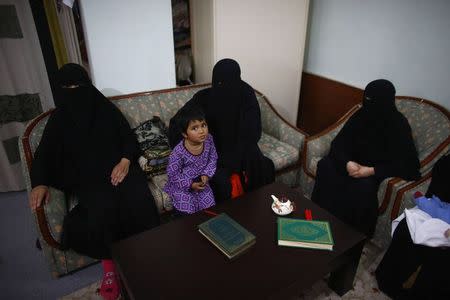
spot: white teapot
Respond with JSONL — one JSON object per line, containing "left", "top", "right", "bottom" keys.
{"left": 271, "top": 195, "right": 294, "bottom": 215}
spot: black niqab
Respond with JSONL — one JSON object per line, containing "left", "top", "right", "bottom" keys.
{"left": 206, "top": 59, "right": 248, "bottom": 164}
{"left": 55, "top": 63, "right": 97, "bottom": 134}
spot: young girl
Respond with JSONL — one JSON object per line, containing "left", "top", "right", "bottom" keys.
{"left": 164, "top": 107, "right": 217, "bottom": 214}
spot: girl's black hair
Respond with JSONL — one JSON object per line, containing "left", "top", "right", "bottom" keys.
{"left": 178, "top": 106, "right": 206, "bottom": 134}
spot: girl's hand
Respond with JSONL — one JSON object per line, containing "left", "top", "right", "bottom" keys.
{"left": 30, "top": 185, "right": 50, "bottom": 211}
{"left": 201, "top": 175, "right": 209, "bottom": 185}
{"left": 191, "top": 182, "right": 206, "bottom": 191}
{"left": 111, "top": 158, "right": 130, "bottom": 186}
{"left": 445, "top": 228, "right": 450, "bottom": 239}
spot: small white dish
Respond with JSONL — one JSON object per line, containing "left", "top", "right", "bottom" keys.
{"left": 271, "top": 202, "right": 294, "bottom": 215}
{"left": 271, "top": 194, "right": 294, "bottom": 216}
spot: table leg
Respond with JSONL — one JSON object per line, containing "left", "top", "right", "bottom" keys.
{"left": 328, "top": 240, "right": 365, "bottom": 296}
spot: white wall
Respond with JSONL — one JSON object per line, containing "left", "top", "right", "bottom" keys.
{"left": 305, "top": 0, "right": 450, "bottom": 109}
{"left": 79, "top": 0, "right": 176, "bottom": 96}
{"left": 213, "top": 0, "right": 309, "bottom": 124}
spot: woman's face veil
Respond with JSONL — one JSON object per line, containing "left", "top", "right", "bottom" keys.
{"left": 56, "top": 63, "right": 96, "bottom": 131}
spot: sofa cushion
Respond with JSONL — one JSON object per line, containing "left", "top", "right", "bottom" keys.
{"left": 113, "top": 94, "right": 163, "bottom": 128}
{"left": 154, "top": 86, "right": 207, "bottom": 125}
{"left": 258, "top": 132, "right": 299, "bottom": 171}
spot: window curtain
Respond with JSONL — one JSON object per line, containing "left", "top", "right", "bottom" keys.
{"left": 56, "top": 0, "right": 82, "bottom": 65}
{"left": 43, "top": 0, "right": 68, "bottom": 67}
{"left": 0, "top": 0, "right": 54, "bottom": 191}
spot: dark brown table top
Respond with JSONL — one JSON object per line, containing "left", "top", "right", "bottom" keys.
{"left": 112, "top": 182, "right": 366, "bottom": 300}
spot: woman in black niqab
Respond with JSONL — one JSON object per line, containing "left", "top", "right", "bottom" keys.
{"left": 169, "top": 59, "right": 275, "bottom": 201}
{"left": 29, "top": 63, "right": 160, "bottom": 299}
{"left": 311, "top": 79, "right": 420, "bottom": 237}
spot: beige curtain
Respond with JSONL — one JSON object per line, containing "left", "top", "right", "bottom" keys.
{"left": 57, "top": 1, "right": 82, "bottom": 65}
{"left": 43, "top": 0, "right": 68, "bottom": 68}
{"left": 0, "top": 0, "right": 54, "bottom": 191}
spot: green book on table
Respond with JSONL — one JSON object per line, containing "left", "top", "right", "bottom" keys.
{"left": 277, "top": 217, "right": 334, "bottom": 251}
{"left": 198, "top": 213, "right": 256, "bottom": 260}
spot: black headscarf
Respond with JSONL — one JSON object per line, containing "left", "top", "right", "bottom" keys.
{"left": 361, "top": 79, "right": 397, "bottom": 120}
{"left": 206, "top": 59, "right": 247, "bottom": 159}
{"left": 329, "top": 79, "right": 420, "bottom": 181}
{"left": 55, "top": 63, "right": 97, "bottom": 134}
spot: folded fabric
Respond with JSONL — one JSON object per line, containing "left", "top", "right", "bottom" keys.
{"left": 133, "top": 116, "right": 171, "bottom": 177}
{"left": 415, "top": 195, "right": 450, "bottom": 224}
{"left": 392, "top": 207, "right": 450, "bottom": 248}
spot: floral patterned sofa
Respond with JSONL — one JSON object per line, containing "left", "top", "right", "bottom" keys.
{"left": 299, "top": 96, "right": 450, "bottom": 249}
{"left": 19, "top": 83, "right": 306, "bottom": 278}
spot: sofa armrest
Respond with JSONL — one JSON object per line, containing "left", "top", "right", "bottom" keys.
{"left": 387, "top": 146, "right": 449, "bottom": 220}
{"left": 34, "top": 187, "right": 66, "bottom": 250}
{"left": 19, "top": 115, "right": 65, "bottom": 250}
{"left": 301, "top": 105, "right": 360, "bottom": 178}
{"left": 418, "top": 141, "right": 450, "bottom": 176}
{"left": 390, "top": 172, "right": 432, "bottom": 220}
{"left": 257, "top": 94, "right": 307, "bottom": 152}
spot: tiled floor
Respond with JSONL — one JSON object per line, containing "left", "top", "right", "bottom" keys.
{"left": 61, "top": 241, "right": 391, "bottom": 300}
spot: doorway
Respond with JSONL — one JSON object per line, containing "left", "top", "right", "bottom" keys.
{"left": 171, "top": 0, "right": 194, "bottom": 86}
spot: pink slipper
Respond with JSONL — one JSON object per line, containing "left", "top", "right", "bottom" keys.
{"left": 98, "top": 271, "right": 121, "bottom": 300}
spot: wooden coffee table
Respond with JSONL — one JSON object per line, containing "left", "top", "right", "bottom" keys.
{"left": 112, "top": 182, "right": 366, "bottom": 299}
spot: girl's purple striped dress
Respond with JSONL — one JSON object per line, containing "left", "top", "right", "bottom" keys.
{"left": 164, "top": 134, "right": 217, "bottom": 214}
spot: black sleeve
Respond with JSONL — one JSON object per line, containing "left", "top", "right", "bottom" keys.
{"left": 239, "top": 87, "right": 262, "bottom": 151}
{"left": 425, "top": 154, "right": 450, "bottom": 200}
{"left": 374, "top": 117, "right": 421, "bottom": 181}
{"left": 30, "top": 112, "right": 63, "bottom": 188}
{"left": 328, "top": 114, "right": 358, "bottom": 175}
{"left": 109, "top": 101, "right": 141, "bottom": 161}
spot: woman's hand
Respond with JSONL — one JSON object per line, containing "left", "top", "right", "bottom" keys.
{"left": 347, "top": 161, "right": 375, "bottom": 178}
{"left": 30, "top": 185, "right": 50, "bottom": 211}
{"left": 346, "top": 161, "right": 361, "bottom": 175}
{"left": 111, "top": 158, "right": 130, "bottom": 186}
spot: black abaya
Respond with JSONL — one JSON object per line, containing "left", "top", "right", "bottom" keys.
{"left": 312, "top": 79, "right": 420, "bottom": 237}
{"left": 169, "top": 59, "right": 274, "bottom": 202}
{"left": 375, "top": 154, "right": 450, "bottom": 299}
{"left": 31, "top": 64, "right": 159, "bottom": 259}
